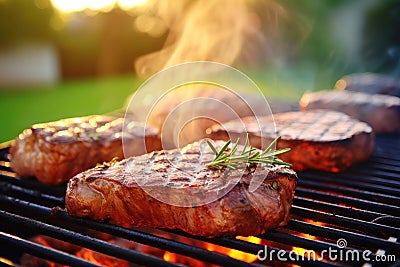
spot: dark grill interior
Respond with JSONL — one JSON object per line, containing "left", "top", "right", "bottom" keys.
{"left": 0, "top": 134, "right": 399, "bottom": 266}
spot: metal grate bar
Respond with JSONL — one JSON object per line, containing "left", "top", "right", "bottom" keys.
{"left": 297, "top": 180, "right": 400, "bottom": 205}
{"left": 293, "top": 196, "right": 386, "bottom": 221}
{"left": 165, "top": 230, "right": 337, "bottom": 267}
{"left": 295, "top": 188, "right": 400, "bottom": 216}
{"left": 371, "top": 152, "right": 400, "bottom": 163}
{"left": 0, "top": 231, "right": 100, "bottom": 267}
{"left": 203, "top": 238, "right": 336, "bottom": 267}
{"left": 57, "top": 214, "right": 258, "bottom": 267}
{"left": 290, "top": 206, "right": 400, "bottom": 237}
{"left": 0, "top": 210, "right": 182, "bottom": 267}
{"left": 308, "top": 173, "right": 400, "bottom": 192}
{"left": 350, "top": 164, "right": 400, "bottom": 177}
{"left": 0, "top": 171, "right": 66, "bottom": 196}
{"left": 263, "top": 230, "right": 371, "bottom": 256}
{"left": 0, "top": 195, "right": 256, "bottom": 267}
{"left": 366, "top": 158, "right": 400, "bottom": 169}
{"left": 300, "top": 172, "right": 400, "bottom": 193}
{"left": 0, "top": 262, "right": 13, "bottom": 267}
{"left": 286, "top": 220, "right": 400, "bottom": 256}
{"left": 0, "top": 179, "right": 64, "bottom": 207}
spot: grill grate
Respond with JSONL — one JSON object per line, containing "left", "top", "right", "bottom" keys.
{"left": 0, "top": 134, "right": 399, "bottom": 267}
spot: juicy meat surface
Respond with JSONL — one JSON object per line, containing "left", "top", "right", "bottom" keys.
{"left": 300, "top": 90, "right": 400, "bottom": 133}
{"left": 10, "top": 115, "right": 161, "bottom": 185}
{"left": 335, "top": 72, "right": 400, "bottom": 97}
{"left": 208, "top": 110, "right": 375, "bottom": 172}
{"left": 66, "top": 140, "right": 297, "bottom": 237}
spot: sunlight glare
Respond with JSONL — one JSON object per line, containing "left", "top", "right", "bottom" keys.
{"left": 118, "top": 0, "right": 148, "bottom": 10}
{"left": 51, "top": 0, "right": 148, "bottom": 13}
{"left": 86, "top": 0, "right": 115, "bottom": 11}
{"left": 51, "top": 0, "right": 85, "bottom": 13}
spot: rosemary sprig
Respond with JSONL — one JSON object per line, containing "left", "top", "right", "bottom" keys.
{"left": 206, "top": 135, "right": 291, "bottom": 170}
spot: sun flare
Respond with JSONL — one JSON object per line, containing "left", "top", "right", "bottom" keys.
{"left": 51, "top": 0, "right": 148, "bottom": 13}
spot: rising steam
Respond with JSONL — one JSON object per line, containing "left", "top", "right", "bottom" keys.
{"left": 135, "top": 0, "right": 291, "bottom": 77}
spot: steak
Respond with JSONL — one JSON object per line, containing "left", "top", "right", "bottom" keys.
{"left": 66, "top": 140, "right": 297, "bottom": 237}
{"left": 208, "top": 110, "right": 375, "bottom": 172}
{"left": 300, "top": 90, "right": 400, "bottom": 133}
{"left": 335, "top": 72, "right": 400, "bottom": 97}
{"left": 10, "top": 115, "right": 161, "bottom": 185}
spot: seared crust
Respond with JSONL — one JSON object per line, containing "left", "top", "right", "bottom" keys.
{"left": 208, "top": 110, "right": 375, "bottom": 172}
{"left": 10, "top": 115, "right": 161, "bottom": 185}
{"left": 300, "top": 90, "right": 400, "bottom": 133}
{"left": 66, "top": 140, "right": 297, "bottom": 237}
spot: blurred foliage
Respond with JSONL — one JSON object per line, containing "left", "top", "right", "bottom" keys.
{"left": 0, "top": 75, "right": 141, "bottom": 143}
{"left": 279, "top": 0, "right": 359, "bottom": 85}
{"left": 283, "top": 0, "right": 348, "bottom": 62}
{"left": 362, "top": 0, "right": 400, "bottom": 72}
{"left": 0, "top": 0, "right": 397, "bottom": 79}
{"left": 0, "top": 0, "right": 56, "bottom": 46}
{"left": 55, "top": 9, "right": 166, "bottom": 77}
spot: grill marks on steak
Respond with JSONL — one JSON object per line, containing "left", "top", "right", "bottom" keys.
{"left": 66, "top": 140, "right": 297, "bottom": 237}
{"left": 10, "top": 115, "right": 161, "bottom": 185}
{"left": 208, "top": 110, "right": 375, "bottom": 172}
{"left": 300, "top": 90, "right": 400, "bottom": 133}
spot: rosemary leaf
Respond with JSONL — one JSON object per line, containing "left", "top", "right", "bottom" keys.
{"left": 206, "top": 135, "right": 291, "bottom": 170}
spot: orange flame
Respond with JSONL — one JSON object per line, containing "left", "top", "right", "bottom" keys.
{"left": 292, "top": 220, "right": 325, "bottom": 259}
{"left": 76, "top": 250, "right": 102, "bottom": 265}
{"left": 163, "top": 251, "right": 177, "bottom": 263}
{"left": 76, "top": 248, "right": 129, "bottom": 267}
{"left": 0, "top": 258, "right": 13, "bottom": 266}
{"left": 206, "top": 236, "right": 262, "bottom": 263}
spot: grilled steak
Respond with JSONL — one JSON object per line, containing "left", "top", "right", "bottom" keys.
{"left": 66, "top": 140, "right": 297, "bottom": 237}
{"left": 300, "top": 90, "right": 400, "bottom": 133}
{"left": 335, "top": 72, "right": 400, "bottom": 97}
{"left": 10, "top": 115, "right": 161, "bottom": 185}
{"left": 208, "top": 110, "right": 375, "bottom": 172}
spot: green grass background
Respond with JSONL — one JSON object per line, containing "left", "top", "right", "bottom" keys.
{"left": 0, "top": 66, "right": 337, "bottom": 144}
{"left": 0, "top": 75, "right": 141, "bottom": 143}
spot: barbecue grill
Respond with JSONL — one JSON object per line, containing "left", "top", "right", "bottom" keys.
{"left": 0, "top": 133, "right": 399, "bottom": 267}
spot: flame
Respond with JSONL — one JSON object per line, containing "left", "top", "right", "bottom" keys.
{"left": 292, "top": 220, "right": 324, "bottom": 259}
{"left": 304, "top": 219, "right": 325, "bottom": 226}
{"left": 205, "top": 236, "right": 261, "bottom": 263}
{"left": 163, "top": 251, "right": 177, "bottom": 263}
{"left": 76, "top": 248, "right": 130, "bottom": 267}
{"left": 0, "top": 258, "right": 13, "bottom": 266}
{"left": 76, "top": 250, "right": 103, "bottom": 265}
{"left": 20, "top": 236, "right": 70, "bottom": 267}
{"left": 26, "top": 233, "right": 262, "bottom": 266}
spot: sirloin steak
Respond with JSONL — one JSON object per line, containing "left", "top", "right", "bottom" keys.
{"left": 208, "top": 110, "right": 375, "bottom": 172}
{"left": 10, "top": 115, "right": 161, "bottom": 185}
{"left": 66, "top": 140, "right": 297, "bottom": 237}
{"left": 335, "top": 72, "right": 400, "bottom": 97}
{"left": 300, "top": 90, "right": 400, "bottom": 133}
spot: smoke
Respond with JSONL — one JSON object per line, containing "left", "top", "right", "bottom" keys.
{"left": 134, "top": 0, "right": 292, "bottom": 77}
